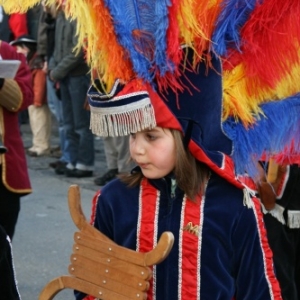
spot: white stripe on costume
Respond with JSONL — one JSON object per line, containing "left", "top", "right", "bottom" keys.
{"left": 152, "top": 191, "right": 160, "bottom": 299}
{"left": 178, "top": 195, "right": 187, "bottom": 300}
{"left": 136, "top": 184, "right": 143, "bottom": 252}
{"left": 197, "top": 195, "right": 205, "bottom": 300}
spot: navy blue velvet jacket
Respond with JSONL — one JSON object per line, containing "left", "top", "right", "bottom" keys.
{"left": 76, "top": 170, "right": 281, "bottom": 300}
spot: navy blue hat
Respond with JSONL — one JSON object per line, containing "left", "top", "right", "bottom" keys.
{"left": 88, "top": 47, "right": 235, "bottom": 180}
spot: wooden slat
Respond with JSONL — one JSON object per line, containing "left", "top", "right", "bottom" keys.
{"left": 68, "top": 264, "right": 147, "bottom": 299}
{"left": 72, "top": 244, "right": 152, "bottom": 280}
{"left": 39, "top": 276, "right": 137, "bottom": 300}
{"left": 38, "top": 185, "right": 174, "bottom": 299}
{"left": 74, "top": 232, "right": 147, "bottom": 266}
{"left": 69, "top": 253, "right": 150, "bottom": 291}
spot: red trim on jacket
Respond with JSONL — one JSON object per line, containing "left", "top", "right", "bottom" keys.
{"left": 252, "top": 196, "right": 282, "bottom": 299}
{"left": 137, "top": 179, "right": 158, "bottom": 299}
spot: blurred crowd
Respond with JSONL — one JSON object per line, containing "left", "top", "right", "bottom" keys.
{"left": 0, "top": 3, "right": 299, "bottom": 300}
{"left": 0, "top": 3, "right": 133, "bottom": 184}
{"left": 0, "top": 6, "right": 133, "bottom": 297}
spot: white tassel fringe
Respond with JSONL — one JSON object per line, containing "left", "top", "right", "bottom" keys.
{"left": 90, "top": 99, "right": 157, "bottom": 137}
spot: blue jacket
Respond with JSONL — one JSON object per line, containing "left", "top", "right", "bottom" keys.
{"left": 83, "top": 169, "right": 281, "bottom": 300}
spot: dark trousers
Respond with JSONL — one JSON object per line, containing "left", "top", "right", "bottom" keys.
{"left": 264, "top": 214, "right": 300, "bottom": 300}
{"left": 60, "top": 75, "right": 94, "bottom": 168}
{"left": 0, "top": 224, "right": 21, "bottom": 300}
{"left": 0, "top": 177, "right": 20, "bottom": 240}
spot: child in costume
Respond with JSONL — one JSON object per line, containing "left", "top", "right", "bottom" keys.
{"left": 2, "top": 1, "right": 300, "bottom": 299}
{"left": 75, "top": 48, "right": 282, "bottom": 300}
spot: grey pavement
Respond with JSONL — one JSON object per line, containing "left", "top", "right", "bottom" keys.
{"left": 21, "top": 119, "right": 108, "bottom": 193}
{"left": 11, "top": 120, "right": 109, "bottom": 300}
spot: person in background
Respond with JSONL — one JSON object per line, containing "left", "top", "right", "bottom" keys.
{"left": 26, "top": 3, "right": 42, "bottom": 40}
{"left": 37, "top": 2, "right": 70, "bottom": 174}
{"left": 0, "top": 40, "right": 33, "bottom": 240}
{"left": 0, "top": 6, "right": 30, "bottom": 126}
{"left": 255, "top": 162, "right": 300, "bottom": 300}
{"left": 0, "top": 7, "right": 28, "bottom": 42}
{"left": 10, "top": 35, "right": 51, "bottom": 157}
{"left": 94, "top": 136, "right": 134, "bottom": 186}
{"left": 48, "top": 2, "right": 94, "bottom": 178}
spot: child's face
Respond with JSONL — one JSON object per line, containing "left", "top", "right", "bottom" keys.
{"left": 130, "top": 127, "right": 176, "bottom": 179}
{"left": 15, "top": 45, "right": 29, "bottom": 57}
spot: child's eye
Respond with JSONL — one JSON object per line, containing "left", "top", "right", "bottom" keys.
{"left": 146, "top": 134, "right": 157, "bottom": 141}
{"left": 130, "top": 133, "right": 136, "bottom": 139}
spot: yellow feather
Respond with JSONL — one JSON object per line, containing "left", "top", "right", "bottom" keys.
{"left": 223, "top": 50, "right": 300, "bottom": 125}
{"left": 0, "top": 0, "right": 40, "bottom": 13}
{"left": 65, "top": 0, "right": 134, "bottom": 89}
{"left": 275, "top": 62, "right": 300, "bottom": 99}
{"left": 177, "top": 0, "right": 208, "bottom": 49}
{"left": 223, "top": 64, "right": 270, "bottom": 124}
{"left": 177, "top": 0, "right": 221, "bottom": 65}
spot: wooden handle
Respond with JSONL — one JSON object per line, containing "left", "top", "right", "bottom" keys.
{"left": 68, "top": 185, "right": 87, "bottom": 230}
{"left": 68, "top": 185, "right": 112, "bottom": 239}
{"left": 267, "top": 158, "right": 279, "bottom": 183}
{"left": 39, "top": 185, "right": 174, "bottom": 300}
{"left": 68, "top": 184, "right": 174, "bottom": 266}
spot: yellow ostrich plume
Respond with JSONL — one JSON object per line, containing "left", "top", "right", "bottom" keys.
{"left": 67, "top": 0, "right": 134, "bottom": 88}
{"left": 177, "top": 0, "right": 222, "bottom": 64}
{"left": 223, "top": 49, "right": 300, "bottom": 125}
{"left": 1, "top": 0, "right": 134, "bottom": 90}
{"left": 1, "top": 0, "right": 40, "bottom": 12}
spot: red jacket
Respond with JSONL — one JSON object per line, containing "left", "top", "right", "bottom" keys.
{"left": 0, "top": 41, "right": 33, "bottom": 194}
{"left": 9, "top": 14, "right": 28, "bottom": 40}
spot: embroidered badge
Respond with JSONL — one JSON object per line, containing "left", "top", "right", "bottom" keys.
{"left": 183, "top": 222, "right": 199, "bottom": 237}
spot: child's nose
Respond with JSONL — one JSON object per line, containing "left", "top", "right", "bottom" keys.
{"left": 133, "top": 139, "right": 146, "bottom": 155}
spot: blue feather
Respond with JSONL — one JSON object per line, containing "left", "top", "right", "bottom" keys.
{"left": 212, "top": 0, "right": 258, "bottom": 56}
{"left": 154, "top": 0, "right": 173, "bottom": 76}
{"left": 104, "top": 0, "right": 171, "bottom": 81}
{"left": 223, "top": 95, "right": 300, "bottom": 177}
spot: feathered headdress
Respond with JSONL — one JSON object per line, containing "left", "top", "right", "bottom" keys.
{"left": 5, "top": 0, "right": 300, "bottom": 177}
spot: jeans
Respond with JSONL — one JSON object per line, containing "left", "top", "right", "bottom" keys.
{"left": 47, "top": 77, "right": 70, "bottom": 163}
{"left": 59, "top": 74, "right": 94, "bottom": 170}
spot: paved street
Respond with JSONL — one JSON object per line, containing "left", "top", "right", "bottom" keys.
{"left": 12, "top": 121, "right": 108, "bottom": 299}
